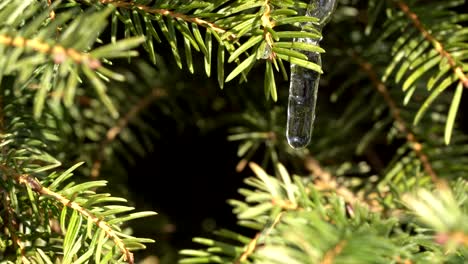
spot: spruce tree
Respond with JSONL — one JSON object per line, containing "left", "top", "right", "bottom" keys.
{"left": 0, "top": 0, "right": 466, "bottom": 263}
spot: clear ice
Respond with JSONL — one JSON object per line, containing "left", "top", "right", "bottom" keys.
{"left": 286, "top": 0, "right": 338, "bottom": 149}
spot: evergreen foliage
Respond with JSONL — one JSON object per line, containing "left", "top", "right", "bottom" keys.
{"left": 0, "top": 0, "right": 466, "bottom": 263}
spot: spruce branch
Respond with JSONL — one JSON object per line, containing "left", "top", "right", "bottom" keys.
{"left": 0, "top": 1, "right": 145, "bottom": 118}
{"left": 235, "top": 212, "right": 286, "bottom": 263}
{"left": 183, "top": 159, "right": 457, "bottom": 263}
{"left": 87, "top": 0, "right": 325, "bottom": 96}
{"left": 260, "top": 0, "right": 275, "bottom": 60}
{"left": 233, "top": 163, "right": 297, "bottom": 264}
{"left": 232, "top": 162, "right": 379, "bottom": 263}
{"left": 1, "top": 189, "right": 29, "bottom": 263}
{"left": 352, "top": 52, "right": 440, "bottom": 184}
{"left": 303, "top": 155, "right": 375, "bottom": 211}
{"left": 393, "top": 0, "right": 468, "bottom": 88}
{"left": 0, "top": 90, "right": 3, "bottom": 143}
{"left": 321, "top": 240, "right": 346, "bottom": 264}
{"left": 236, "top": 233, "right": 261, "bottom": 264}
{"left": 403, "top": 181, "right": 468, "bottom": 252}
{"left": 376, "top": 0, "right": 467, "bottom": 141}
{"left": 98, "top": 0, "right": 235, "bottom": 39}
{"left": 19, "top": 172, "right": 134, "bottom": 263}
{"left": 0, "top": 34, "right": 101, "bottom": 68}
{"left": 0, "top": 164, "right": 137, "bottom": 263}
{"left": 2, "top": 1, "right": 467, "bottom": 263}
{"left": 47, "top": 0, "right": 56, "bottom": 20}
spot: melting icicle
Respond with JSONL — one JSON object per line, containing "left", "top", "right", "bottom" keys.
{"left": 286, "top": 0, "right": 337, "bottom": 149}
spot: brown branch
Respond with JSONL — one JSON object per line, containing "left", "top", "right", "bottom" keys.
{"left": 320, "top": 240, "right": 347, "bottom": 264}
{"left": 272, "top": 198, "right": 298, "bottom": 210}
{"left": 47, "top": 0, "right": 56, "bottom": 20}
{"left": 100, "top": 0, "right": 236, "bottom": 40}
{"left": 260, "top": 0, "right": 276, "bottom": 59}
{"left": 237, "top": 160, "right": 378, "bottom": 262}
{"left": 1, "top": 189, "right": 29, "bottom": 263}
{"left": 351, "top": 52, "right": 440, "bottom": 184}
{"left": 394, "top": 0, "right": 468, "bottom": 88}
{"left": 235, "top": 163, "right": 295, "bottom": 263}
{"left": 235, "top": 212, "right": 285, "bottom": 263}
{"left": 236, "top": 233, "right": 261, "bottom": 263}
{"left": 237, "top": 159, "right": 375, "bottom": 262}
{"left": 0, "top": 34, "right": 101, "bottom": 69}
{"left": 395, "top": 256, "right": 414, "bottom": 264}
{"left": 0, "top": 92, "right": 22, "bottom": 260}
{"left": 0, "top": 79, "right": 4, "bottom": 143}
{"left": 0, "top": 165, "right": 134, "bottom": 263}
{"left": 304, "top": 155, "right": 375, "bottom": 210}
{"left": 91, "top": 88, "right": 166, "bottom": 177}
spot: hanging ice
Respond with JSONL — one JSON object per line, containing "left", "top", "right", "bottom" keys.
{"left": 286, "top": 0, "right": 337, "bottom": 149}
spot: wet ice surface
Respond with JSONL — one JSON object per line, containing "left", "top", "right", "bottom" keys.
{"left": 309, "top": 0, "right": 339, "bottom": 26}
{"left": 286, "top": 52, "right": 320, "bottom": 149}
{"left": 286, "top": 0, "right": 337, "bottom": 149}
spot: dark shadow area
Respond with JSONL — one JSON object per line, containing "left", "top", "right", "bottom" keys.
{"left": 127, "top": 123, "right": 247, "bottom": 262}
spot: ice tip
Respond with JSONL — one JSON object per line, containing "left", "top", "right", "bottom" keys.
{"left": 287, "top": 136, "right": 310, "bottom": 149}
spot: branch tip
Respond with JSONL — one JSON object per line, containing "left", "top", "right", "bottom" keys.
{"left": 395, "top": 0, "right": 468, "bottom": 88}
{"left": 351, "top": 51, "right": 439, "bottom": 184}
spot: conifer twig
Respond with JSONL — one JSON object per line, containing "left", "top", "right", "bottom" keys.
{"left": 47, "top": 0, "right": 56, "bottom": 20}
{"left": 395, "top": 256, "right": 413, "bottom": 264}
{"left": 260, "top": 0, "right": 275, "bottom": 59}
{"left": 91, "top": 88, "right": 166, "bottom": 177}
{"left": 235, "top": 212, "right": 286, "bottom": 263}
{"left": 0, "top": 80, "right": 26, "bottom": 262}
{"left": 236, "top": 160, "right": 362, "bottom": 262}
{"left": 99, "top": 0, "right": 236, "bottom": 40}
{"left": 304, "top": 155, "right": 373, "bottom": 210}
{"left": 236, "top": 233, "right": 261, "bottom": 263}
{"left": 235, "top": 163, "right": 295, "bottom": 263}
{"left": 351, "top": 52, "right": 440, "bottom": 184}
{"left": 0, "top": 34, "right": 101, "bottom": 68}
{"left": 393, "top": 0, "right": 468, "bottom": 88}
{"left": 0, "top": 165, "right": 134, "bottom": 264}
{"left": 1, "top": 190, "right": 29, "bottom": 263}
{"left": 321, "top": 240, "right": 346, "bottom": 264}
{"left": 0, "top": 89, "right": 4, "bottom": 155}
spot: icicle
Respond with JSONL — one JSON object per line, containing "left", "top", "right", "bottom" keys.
{"left": 286, "top": 0, "right": 337, "bottom": 149}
